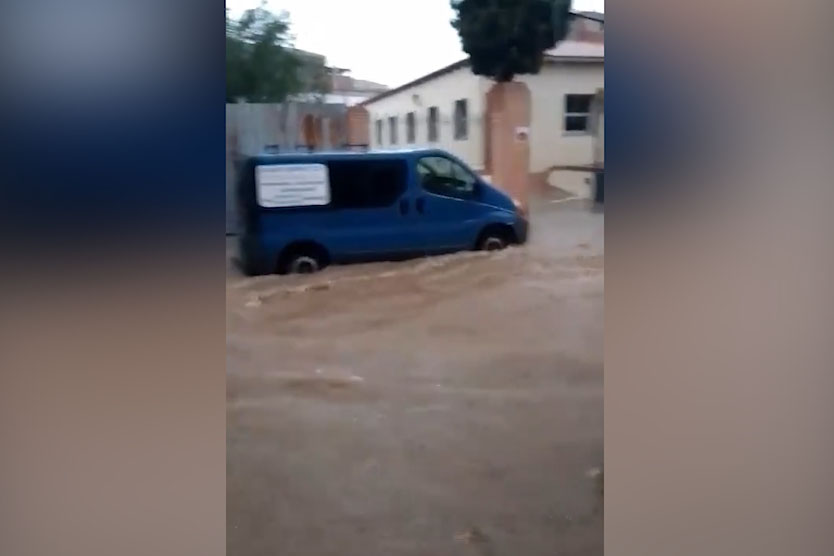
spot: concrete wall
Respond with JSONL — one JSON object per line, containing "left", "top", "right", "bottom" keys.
{"left": 517, "top": 62, "right": 604, "bottom": 172}
{"left": 364, "top": 67, "right": 490, "bottom": 170}
{"left": 594, "top": 112, "right": 604, "bottom": 166}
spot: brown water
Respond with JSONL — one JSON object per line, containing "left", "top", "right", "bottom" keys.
{"left": 227, "top": 200, "right": 603, "bottom": 556}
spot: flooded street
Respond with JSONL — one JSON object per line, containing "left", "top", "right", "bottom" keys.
{"left": 227, "top": 199, "right": 604, "bottom": 556}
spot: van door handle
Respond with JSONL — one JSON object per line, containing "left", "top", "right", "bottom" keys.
{"left": 399, "top": 198, "right": 409, "bottom": 215}
{"left": 415, "top": 197, "right": 425, "bottom": 214}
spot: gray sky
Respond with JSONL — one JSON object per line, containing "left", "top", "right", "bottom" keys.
{"left": 226, "top": 0, "right": 604, "bottom": 87}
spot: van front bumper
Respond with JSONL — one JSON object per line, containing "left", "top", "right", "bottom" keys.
{"left": 514, "top": 217, "right": 529, "bottom": 244}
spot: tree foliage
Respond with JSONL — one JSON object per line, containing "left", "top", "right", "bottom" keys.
{"left": 226, "top": 3, "right": 329, "bottom": 103}
{"left": 450, "top": 0, "right": 572, "bottom": 82}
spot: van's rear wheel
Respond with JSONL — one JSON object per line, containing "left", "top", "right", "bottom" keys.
{"left": 277, "top": 243, "right": 328, "bottom": 275}
{"left": 288, "top": 255, "right": 320, "bottom": 274}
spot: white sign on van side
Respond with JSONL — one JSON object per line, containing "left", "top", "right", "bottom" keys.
{"left": 255, "top": 163, "right": 331, "bottom": 208}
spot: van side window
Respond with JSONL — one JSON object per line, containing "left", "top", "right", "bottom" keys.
{"left": 327, "top": 159, "right": 407, "bottom": 209}
{"left": 416, "top": 156, "right": 477, "bottom": 197}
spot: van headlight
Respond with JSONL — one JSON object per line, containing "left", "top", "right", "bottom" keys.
{"left": 512, "top": 197, "right": 525, "bottom": 214}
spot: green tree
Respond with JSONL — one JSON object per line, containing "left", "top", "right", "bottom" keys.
{"left": 226, "top": 3, "right": 329, "bottom": 103}
{"left": 450, "top": 0, "right": 572, "bottom": 82}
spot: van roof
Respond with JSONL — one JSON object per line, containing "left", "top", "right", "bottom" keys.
{"left": 252, "top": 147, "right": 451, "bottom": 163}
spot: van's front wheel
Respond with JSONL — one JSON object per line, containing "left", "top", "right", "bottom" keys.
{"left": 476, "top": 226, "right": 514, "bottom": 252}
{"left": 481, "top": 236, "right": 506, "bottom": 251}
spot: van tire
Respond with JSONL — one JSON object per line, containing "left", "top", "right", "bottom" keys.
{"left": 476, "top": 225, "right": 514, "bottom": 252}
{"left": 277, "top": 243, "right": 329, "bottom": 275}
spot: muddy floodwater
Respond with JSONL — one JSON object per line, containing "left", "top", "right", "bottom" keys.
{"left": 227, "top": 199, "right": 603, "bottom": 556}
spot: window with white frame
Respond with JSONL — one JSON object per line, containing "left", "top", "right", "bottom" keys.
{"left": 453, "top": 99, "right": 468, "bottom": 140}
{"left": 427, "top": 106, "right": 439, "bottom": 142}
{"left": 389, "top": 116, "right": 398, "bottom": 144}
{"left": 406, "top": 112, "right": 416, "bottom": 143}
{"left": 375, "top": 119, "right": 383, "bottom": 145}
{"left": 564, "top": 94, "right": 594, "bottom": 133}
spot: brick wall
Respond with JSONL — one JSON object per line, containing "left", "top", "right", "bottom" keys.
{"left": 346, "top": 105, "right": 370, "bottom": 146}
{"left": 485, "top": 81, "right": 531, "bottom": 209}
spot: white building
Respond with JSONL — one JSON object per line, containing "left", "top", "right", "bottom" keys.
{"left": 293, "top": 73, "right": 389, "bottom": 106}
{"left": 360, "top": 41, "right": 603, "bottom": 184}
{"left": 289, "top": 49, "right": 389, "bottom": 107}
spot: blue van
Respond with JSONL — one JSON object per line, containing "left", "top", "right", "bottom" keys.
{"left": 235, "top": 148, "right": 528, "bottom": 275}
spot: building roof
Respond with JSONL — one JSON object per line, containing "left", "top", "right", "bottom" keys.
{"left": 254, "top": 147, "right": 450, "bottom": 161}
{"left": 359, "top": 60, "right": 470, "bottom": 106}
{"left": 331, "top": 74, "right": 389, "bottom": 94}
{"left": 544, "top": 40, "right": 604, "bottom": 59}
{"left": 574, "top": 10, "right": 605, "bottom": 23}
{"left": 290, "top": 48, "right": 326, "bottom": 65}
{"left": 360, "top": 41, "right": 603, "bottom": 107}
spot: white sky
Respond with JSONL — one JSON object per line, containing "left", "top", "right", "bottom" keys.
{"left": 226, "top": 0, "right": 604, "bottom": 88}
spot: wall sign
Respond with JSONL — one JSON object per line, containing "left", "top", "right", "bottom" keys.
{"left": 514, "top": 126, "right": 530, "bottom": 141}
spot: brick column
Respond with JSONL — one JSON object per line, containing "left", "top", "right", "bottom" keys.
{"left": 486, "top": 81, "right": 531, "bottom": 210}
{"left": 346, "top": 105, "right": 370, "bottom": 146}
{"left": 298, "top": 113, "right": 315, "bottom": 148}
{"left": 314, "top": 116, "right": 323, "bottom": 148}
{"left": 329, "top": 118, "right": 344, "bottom": 148}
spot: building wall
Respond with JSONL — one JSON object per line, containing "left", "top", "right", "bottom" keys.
{"left": 594, "top": 111, "right": 604, "bottom": 166}
{"left": 590, "top": 90, "right": 604, "bottom": 167}
{"left": 567, "top": 16, "right": 605, "bottom": 43}
{"left": 363, "top": 61, "right": 603, "bottom": 175}
{"left": 517, "top": 62, "right": 604, "bottom": 172}
{"left": 365, "top": 67, "right": 489, "bottom": 170}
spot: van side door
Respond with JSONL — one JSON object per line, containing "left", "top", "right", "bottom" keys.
{"left": 324, "top": 158, "right": 422, "bottom": 261}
